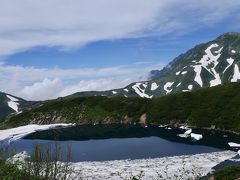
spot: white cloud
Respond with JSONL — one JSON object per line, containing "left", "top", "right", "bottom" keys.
{"left": 0, "top": 63, "right": 162, "bottom": 100}
{"left": 57, "top": 78, "right": 137, "bottom": 98}
{"left": 0, "top": 0, "right": 239, "bottom": 57}
{"left": 20, "top": 78, "right": 63, "bottom": 100}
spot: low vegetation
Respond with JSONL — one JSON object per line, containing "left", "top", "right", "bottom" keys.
{"left": 4, "top": 83, "right": 240, "bottom": 132}
{"left": 0, "top": 142, "right": 80, "bottom": 180}
{"left": 212, "top": 166, "right": 240, "bottom": 180}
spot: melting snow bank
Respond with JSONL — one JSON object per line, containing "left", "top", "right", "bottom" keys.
{"left": 70, "top": 151, "right": 236, "bottom": 179}
{"left": 0, "top": 123, "right": 75, "bottom": 144}
{"left": 191, "top": 133, "right": 203, "bottom": 141}
{"left": 177, "top": 127, "right": 203, "bottom": 141}
{"left": 228, "top": 142, "right": 240, "bottom": 148}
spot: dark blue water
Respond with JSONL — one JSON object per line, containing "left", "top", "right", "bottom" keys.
{"left": 11, "top": 136, "right": 220, "bottom": 162}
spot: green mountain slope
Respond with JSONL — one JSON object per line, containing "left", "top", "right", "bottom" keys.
{"left": 5, "top": 83, "right": 240, "bottom": 132}
{"left": 0, "top": 92, "right": 40, "bottom": 122}
{"left": 70, "top": 32, "right": 240, "bottom": 98}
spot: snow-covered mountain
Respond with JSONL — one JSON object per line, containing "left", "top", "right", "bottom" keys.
{"left": 0, "top": 92, "right": 38, "bottom": 122}
{"left": 71, "top": 32, "right": 240, "bottom": 98}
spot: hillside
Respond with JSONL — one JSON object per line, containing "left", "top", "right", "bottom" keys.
{"left": 5, "top": 83, "right": 240, "bottom": 132}
{"left": 0, "top": 92, "right": 40, "bottom": 123}
{"left": 70, "top": 32, "right": 240, "bottom": 98}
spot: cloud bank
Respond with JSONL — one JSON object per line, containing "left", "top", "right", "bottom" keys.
{"left": 0, "top": 63, "right": 161, "bottom": 100}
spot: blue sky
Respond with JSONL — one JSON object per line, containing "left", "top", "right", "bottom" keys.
{"left": 1, "top": 0, "right": 240, "bottom": 100}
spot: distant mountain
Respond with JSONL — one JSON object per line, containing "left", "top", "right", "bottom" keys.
{"left": 0, "top": 92, "right": 39, "bottom": 122}
{"left": 70, "top": 32, "right": 240, "bottom": 98}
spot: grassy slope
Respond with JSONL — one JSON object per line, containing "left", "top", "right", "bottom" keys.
{"left": 4, "top": 83, "right": 240, "bottom": 132}
{"left": 212, "top": 166, "right": 240, "bottom": 180}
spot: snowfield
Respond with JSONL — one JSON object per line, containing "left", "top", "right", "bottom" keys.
{"left": 70, "top": 151, "right": 236, "bottom": 179}
{"left": 11, "top": 150, "right": 237, "bottom": 180}
{"left": 192, "top": 44, "right": 222, "bottom": 87}
{"left": 0, "top": 123, "right": 75, "bottom": 144}
{"left": 6, "top": 95, "right": 20, "bottom": 113}
{"left": 231, "top": 64, "right": 240, "bottom": 82}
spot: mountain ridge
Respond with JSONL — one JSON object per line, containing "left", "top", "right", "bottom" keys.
{"left": 0, "top": 91, "right": 40, "bottom": 123}
{"left": 69, "top": 32, "right": 240, "bottom": 98}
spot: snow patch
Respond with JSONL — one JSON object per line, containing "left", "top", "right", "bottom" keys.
{"left": 132, "top": 83, "right": 153, "bottom": 98}
{"left": 231, "top": 64, "right": 240, "bottom": 82}
{"left": 176, "top": 71, "right": 181, "bottom": 75}
{"left": 181, "top": 71, "right": 187, "bottom": 75}
{"left": 231, "top": 50, "right": 236, "bottom": 53}
{"left": 188, "top": 85, "right": 193, "bottom": 90}
{"left": 6, "top": 95, "right": 19, "bottom": 113}
{"left": 193, "top": 65, "right": 203, "bottom": 87}
{"left": 214, "top": 47, "right": 223, "bottom": 54}
{"left": 150, "top": 82, "right": 159, "bottom": 91}
{"left": 182, "top": 85, "right": 193, "bottom": 92}
{"left": 112, "top": 91, "right": 117, "bottom": 94}
{"left": 163, "top": 82, "right": 174, "bottom": 94}
{"left": 176, "top": 82, "right": 182, "bottom": 87}
{"left": 178, "top": 128, "right": 192, "bottom": 138}
{"left": 191, "top": 133, "right": 203, "bottom": 141}
{"left": 228, "top": 142, "right": 240, "bottom": 147}
{"left": 179, "top": 126, "right": 189, "bottom": 130}
{"left": 124, "top": 88, "right": 129, "bottom": 92}
{"left": 192, "top": 44, "right": 222, "bottom": 87}
{"left": 223, "top": 58, "right": 234, "bottom": 74}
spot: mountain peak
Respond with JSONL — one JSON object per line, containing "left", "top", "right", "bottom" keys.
{"left": 217, "top": 32, "right": 240, "bottom": 40}
{"left": 69, "top": 32, "right": 240, "bottom": 99}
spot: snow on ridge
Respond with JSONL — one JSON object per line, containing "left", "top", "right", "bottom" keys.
{"left": 6, "top": 95, "right": 19, "bottom": 102}
{"left": 6, "top": 95, "right": 19, "bottom": 113}
{"left": 223, "top": 58, "right": 234, "bottom": 74}
{"left": 124, "top": 88, "right": 129, "bottom": 92}
{"left": 163, "top": 82, "right": 174, "bottom": 94}
{"left": 0, "top": 124, "right": 75, "bottom": 144}
{"left": 231, "top": 64, "right": 240, "bottom": 82}
{"left": 150, "top": 82, "right": 159, "bottom": 91}
{"left": 132, "top": 83, "right": 153, "bottom": 98}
